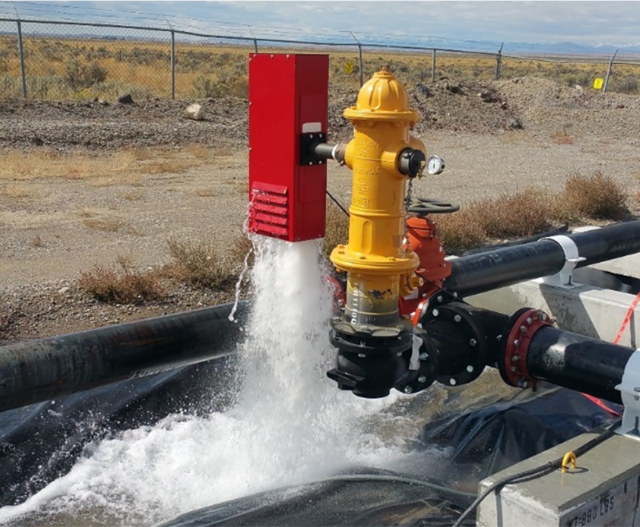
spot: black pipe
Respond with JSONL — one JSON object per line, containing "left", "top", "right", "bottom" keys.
{"left": 445, "top": 220, "right": 640, "bottom": 297}
{"left": 313, "top": 142, "right": 346, "bottom": 164}
{"left": 419, "top": 301, "right": 508, "bottom": 386}
{"left": 419, "top": 302, "right": 633, "bottom": 403}
{"left": 461, "top": 225, "right": 569, "bottom": 256}
{"left": 0, "top": 301, "right": 247, "bottom": 413}
{"left": 527, "top": 325, "right": 634, "bottom": 404}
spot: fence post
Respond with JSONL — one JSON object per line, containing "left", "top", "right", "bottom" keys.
{"left": 357, "top": 43, "right": 363, "bottom": 86}
{"left": 603, "top": 49, "right": 618, "bottom": 94}
{"left": 495, "top": 42, "right": 503, "bottom": 80}
{"left": 431, "top": 49, "right": 436, "bottom": 82}
{"left": 16, "top": 20, "right": 27, "bottom": 98}
{"left": 253, "top": 38, "right": 258, "bottom": 53}
{"left": 170, "top": 30, "right": 175, "bottom": 100}
{"left": 349, "top": 31, "right": 364, "bottom": 86}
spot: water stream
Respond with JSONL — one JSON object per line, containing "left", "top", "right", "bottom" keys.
{"left": 0, "top": 237, "right": 422, "bottom": 526}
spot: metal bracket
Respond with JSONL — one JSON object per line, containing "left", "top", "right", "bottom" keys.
{"left": 539, "top": 234, "right": 586, "bottom": 287}
{"left": 299, "top": 132, "right": 326, "bottom": 166}
{"left": 615, "top": 349, "right": 640, "bottom": 440}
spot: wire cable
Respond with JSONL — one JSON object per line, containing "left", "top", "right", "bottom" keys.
{"left": 414, "top": 269, "right": 464, "bottom": 305}
{"left": 451, "top": 419, "right": 621, "bottom": 527}
{"left": 326, "top": 190, "right": 349, "bottom": 217}
{"left": 323, "top": 474, "right": 477, "bottom": 501}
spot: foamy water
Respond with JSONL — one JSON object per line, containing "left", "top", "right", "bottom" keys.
{"left": 0, "top": 237, "right": 418, "bottom": 527}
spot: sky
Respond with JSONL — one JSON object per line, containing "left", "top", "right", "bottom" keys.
{"left": 2, "top": 1, "right": 640, "bottom": 51}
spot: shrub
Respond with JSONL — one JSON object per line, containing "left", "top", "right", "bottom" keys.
{"left": 64, "top": 56, "right": 108, "bottom": 91}
{"left": 190, "top": 71, "right": 248, "bottom": 99}
{"left": 165, "top": 237, "right": 235, "bottom": 289}
{"left": 228, "top": 231, "right": 255, "bottom": 270}
{"left": 434, "top": 209, "right": 487, "bottom": 254}
{"left": 26, "top": 75, "right": 67, "bottom": 99}
{"left": 77, "top": 256, "right": 164, "bottom": 304}
{"left": 558, "top": 171, "right": 629, "bottom": 221}
{"left": 614, "top": 75, "right": 638, "bottom": 94}
{"left": 191, "top": 74, "right": 216, "bottom": 98}
{"left": 474, "top": 189, "right": 554, "bottom": 238}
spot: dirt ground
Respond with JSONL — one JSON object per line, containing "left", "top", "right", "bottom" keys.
{"left": 1, "top": 75, "right": 640, "bottom": 345}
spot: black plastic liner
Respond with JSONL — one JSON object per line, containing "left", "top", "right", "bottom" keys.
{"left": 156, "top": 385, "right": 620, "bottom": 527}
{"left": 0, "top": 355, "right": 621, "bottom": 526}
{"left": 416, "top": 385, "right": 621, "bottom": 487}
{"left": 157, "top": 467, "right": 477, "bottom": 527}
{"left": 0, "top": 357, "right": 238, "bottom": 506}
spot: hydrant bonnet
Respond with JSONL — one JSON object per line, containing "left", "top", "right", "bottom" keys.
{"left": 343, "top": 66, "right": 419, "bottom": 124}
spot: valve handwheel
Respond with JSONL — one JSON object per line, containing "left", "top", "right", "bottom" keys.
{"left": 407, "top": 197, "right": 460, "bottom": 215}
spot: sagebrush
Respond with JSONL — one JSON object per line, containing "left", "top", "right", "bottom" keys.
{"left": 77, "top": 256, "right": 165, "bottom": 304}
{"left": 164, "top": 237, "right": 236, "bottom": 289}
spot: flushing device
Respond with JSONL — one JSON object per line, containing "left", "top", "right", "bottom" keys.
{"left": 247, "top": 52, "right": 640, "bottom": 403}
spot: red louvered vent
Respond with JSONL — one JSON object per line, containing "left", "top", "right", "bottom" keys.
{"left": 250, "top": 183, "right": 289, "bottom": 239}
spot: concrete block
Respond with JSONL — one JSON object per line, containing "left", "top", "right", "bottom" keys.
{"left": 477, "top": 431, "right": 640, "bottom": 527}
{"left": 468, "top": 281, "right": 640, "bottom": 348}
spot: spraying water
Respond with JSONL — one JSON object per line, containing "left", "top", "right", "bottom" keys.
{"left": 0, "top": 237, "right": 419, "bottom": 527}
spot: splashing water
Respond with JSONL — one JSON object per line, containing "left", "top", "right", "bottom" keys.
{"left": 0, "top": 237, "right": 416, "bottom": 527}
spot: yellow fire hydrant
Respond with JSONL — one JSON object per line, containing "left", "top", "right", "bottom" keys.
{"left": 330, "top": 66, "right": 426, "bottom": 330}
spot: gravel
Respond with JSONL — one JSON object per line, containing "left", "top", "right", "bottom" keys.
{"left": 2, "top": 76, "right": 638, "bottom": 152}
{"left": 0, "top": 96, "right": 249, "bottom": 151}
{"left": 1, "top": 74, "right": 640, "bottom": 345}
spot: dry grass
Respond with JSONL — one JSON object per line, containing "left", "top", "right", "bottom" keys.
{"left": 188, "top": 144, "right": 210, "bottom": 159}
{"left": 164, "top": 237, "right": 236, "bottom": 289}
{"left": 435, "top": 209, "right": 489, "bottom": 254}
{"left": 436, "top": 188, "right": 553, "bottom": 252}
{"left": 2, "top": 34, "right": 639, "bottom": 101}
{"left": 0, "top": 149, "right": 131, "bottom": 181}
{"left": 77, "top": 236, "right": 245, "bottom": 305}
{"left": 558, "top": 171, "right": 630, "bottom": 221}
{"left": 475, "top": 189, "right": 554, "bottom": 238}
{"left": 2, "top": 182, "right": 32, "bottom": 198}
{"left": 77, "top": 256, "right": 165, "bottom": 304}
{"left": 0, "top": 148, "right": 203, "bottom": 184}
{"left": 434, "top": 172, "right": 630, "bottom": 252}
{"left": 139, "top": 161, "right": 189, "bottom": 175}
{"left": 551, "top": 129, "right": 574, "bottom": 145}
{"left": 229, "top": 231, "right": 255, "bottom": 270}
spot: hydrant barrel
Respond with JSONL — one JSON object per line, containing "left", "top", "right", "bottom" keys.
{"left": 330, "top": 67, "right": 425, "bottom": 328}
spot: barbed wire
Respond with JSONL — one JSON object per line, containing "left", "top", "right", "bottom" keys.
{"left": 8, "top": 1, "right": 638, "bottom": 57}
{"left": 1, "top": 9, "right": 638, "bottom": 102}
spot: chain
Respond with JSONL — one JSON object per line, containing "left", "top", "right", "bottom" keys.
{"left": 404, "top": 177, "right": 414, "bottom": 215}
{"left": 403, "top": 177, "right": 415, "bottom": 251}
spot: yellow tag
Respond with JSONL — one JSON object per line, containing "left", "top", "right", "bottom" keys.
{"left": 593, "top": 77, "right": 604, "bottom": 90}
{"left": 344, "top": 62, "right": 354, "bottom": 75}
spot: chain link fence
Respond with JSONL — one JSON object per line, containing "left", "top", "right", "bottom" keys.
{"left": 1, "top": 17, "right": 639, "bottom": 101}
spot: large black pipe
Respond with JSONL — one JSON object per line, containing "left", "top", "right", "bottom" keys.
{"left": 527, "top": 325, "right": 634, "bottom": 404}
{"left": 445, "top": 220, "right": 640, "bottom": 297}
{"left": 422, "top": 303, "right": 633, "bottom": 403}
{"left": 0, "top": 301, "right": 247, "bottom": 413}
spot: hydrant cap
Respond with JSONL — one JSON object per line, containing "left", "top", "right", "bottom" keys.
{"left": 344, "top": 67, "right": 419, "bottom": 123}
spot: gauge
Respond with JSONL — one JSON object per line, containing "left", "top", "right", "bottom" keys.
{"left": 426, "top": 155, "right": 445, "bottom": 175}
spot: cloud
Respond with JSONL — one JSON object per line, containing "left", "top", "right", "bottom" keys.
{"left": 9, "top": 1, "right": 640, "bottom": 47}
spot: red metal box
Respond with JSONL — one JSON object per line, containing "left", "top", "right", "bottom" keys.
{"left": 248, "top": 53, "right": 329, "bottom": 242}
